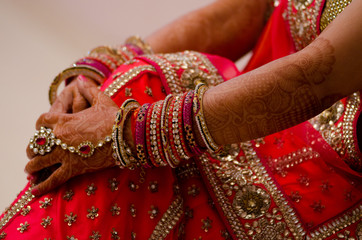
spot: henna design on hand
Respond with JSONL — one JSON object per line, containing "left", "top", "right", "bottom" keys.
{"left": 202, "top": 38, "right": 336, "bottom": 144}
{"left": 25, "top": 79, "right": 119, "bottom": 195}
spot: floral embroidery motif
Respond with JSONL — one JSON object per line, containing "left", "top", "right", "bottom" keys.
{"left": 0, "top": 232, "right": 6, "bottom": 239}
{"left": 148, "top": 205, "right": 159, "bottom": 219}
{"left": 125, "top": 87, "right": 132, "bottom": 97}
{"left": 41, "top": 216, "right": 53, "bottom": 228}
{"left": 63, "top": 190, "right": 74, "bottom": 201}
{"left": 297, "top": 174, "right": 310, "bottom": 187}
{"left": 253, "top": 218, "right": 287, "bottom": 240}
{"left": 289, "top": 191, "right": 303, "bottom": 202}
{"left": 108, "top": 178, "right": 119, "bottom": 192}
{"left": 86, "top": 183, "right": 97, "bottom": 196}
{"left": 17, "top": 222, "right": 29, "bottom": 233}
{"left": 87, "top": 206, "right": 99, "bottom": 220}
{"left": 129, "top": 204, "right": 137, "bottom": 217}
{"left": 310, "top": 200, "right": 325, "bottom": 213}
{"left": 64, "top": 212, "right": 77, "bottom": 226}
{"left": 21, "top": 206, "right": 31, "bottom": 216}
{"left": 128, "top": 181, "right": 139, "bottom": 192}
{"left": 187, "top": 185, "right": 200, "bottom": 197}
{"left": 110, "top": 203, "right": 121, "bottom": 216}
{"left": 145, "top": 86, "right": 153, "bottom": 97}
{"left": 320, "top": 180, "right": 333, "bottom": 193}
{"left": 148, "top": 181, "right": 159, "bottom": 193}
{"left": 66, "top": 236, "right": 77, "bottom": 240}
{"left": 39, "top": 198, "right": 52, "bottom": 209}
{"left": 201, "top": 217, "right": 213, "bottom": 232}
{"left": 89, "top": 231, "right": 101, "bottom": 240}
{"left": 111, "top": 228, "right": 120, "bottom": 240}
{"left": 232, "top": 185, "right": 271, "bottom": 219}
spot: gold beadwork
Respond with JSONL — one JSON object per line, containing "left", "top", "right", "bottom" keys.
{"left": 320, "top": 0, "right": 352, "bottom": 32}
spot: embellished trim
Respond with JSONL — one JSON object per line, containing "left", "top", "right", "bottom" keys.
{"left": 104, "top": 65, "right": 157, "bottom": 97}
{"left": 0, "top": 186, "right": 34, "bottom": 231}
{"left": 320, "top": 0, "right": 352, "bottom": 32}
{"left": 287, "top": 0, "right": 323, "bottom": 51}
{"left": 198, "top": 154, "right": 249, "bottom": 240}
{"left": 149, "top": 196, "right": 183, "bottom": 240}
{"left": 241, "top": 142, "right": 307, "bottom": 239}
{"left": 139, "top": 51, "right": 224, "bottom": 95}
{"left": 307, "top": 203, "right": 362, "bottom": 239}
{"left": 342, "top": 92, "right": 361, "bottom": 171}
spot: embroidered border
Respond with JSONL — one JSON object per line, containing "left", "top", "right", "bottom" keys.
{"left": 149, "top": 196, "right": 184, "bottom": 240}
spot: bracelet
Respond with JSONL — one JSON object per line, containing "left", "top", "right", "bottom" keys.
{"left": 49, "top": 41, "right": 146, "bottom": 105}
{"left": 183, "top": 90, "right": 205, "bottom": 155}
{"left": 135, "top": 103, "right": 151, "bottom": 168}
{"left": 124, "top": 35, "right": 153, "bottom": 55}
{"left": 160, "top": 94, "right": 175, "bottom": 168}
{"left": 193, "top": 83, "right": 223, "bottom": 153}
{"left": 112, "top": 99, "right": 140, "bottom": 168}
{"left": 29, "top": 126, "right": 112, "bottom": 158}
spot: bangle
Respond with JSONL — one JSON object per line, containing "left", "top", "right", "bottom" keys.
{"left": 183, "top": 90, "right": 205, "bottom": 155}
{"left": 193, "top": 83, "right": 223, "bottom": 153}
{"left": 125, "top": 35, "right": 153, "bottom": 55}
{"left": 112, "top": 99, "right": 140, "bottom": 168}
{"left": 160, "top": 94, "right": 175, "bottom": 168}
{"left": 135, "top": 103, "right": 151, "bottom": 168}
{"left": 166, "top": 96, "right": 182, "bottom": 167}
{"left": 49, "top": 64, "right": 108, "bottom": 105}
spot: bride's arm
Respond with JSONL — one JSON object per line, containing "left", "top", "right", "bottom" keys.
{"left": 147, "top": 0, "right": 269, "bottom": 61}
{"left": 202, "top": 0, "right": 362, "bottom": 145}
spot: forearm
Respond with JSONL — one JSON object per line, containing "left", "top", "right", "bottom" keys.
{"left": 146, "top": 0, "right": 269, "bottom": 61}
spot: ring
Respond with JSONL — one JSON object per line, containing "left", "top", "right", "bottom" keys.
{"left": 29, "top": 127, "right": 56, "bottom": 155}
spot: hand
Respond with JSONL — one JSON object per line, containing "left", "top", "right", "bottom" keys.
{"left": 25, "top": 77, "right": 119, "bottom": 195}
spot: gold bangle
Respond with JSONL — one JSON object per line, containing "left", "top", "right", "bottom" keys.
{"left": 49, "top": 66, "right": 105, "bottom": 105}
{"left": 125, "top": 35, "right": 153, "bottom": 55}
{"left": 193, "top": 83, "right": 223, "bottom": 153}
{"left": 112, "top": 99, "right": 140, "bottom": 168}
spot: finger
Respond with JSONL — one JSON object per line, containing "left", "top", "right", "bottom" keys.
{"left": 35, "top": 111, "right": 69, "bottom": 130}
{"left": 25, "top": 147, "right": 64, "bottom": 175}
{"left": 49, "top": 85, "right": 74, "bottom": 113}
{"left": 31, "top": 166, "right": 69, "bottom": 196}
{"left": 77, "top": 75, "right": 100, "bottom": 106}
{"left": 72, "top": 84, "right": 89, "bottom": 113}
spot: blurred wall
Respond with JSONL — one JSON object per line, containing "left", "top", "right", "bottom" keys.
{"left": 0, "top": 0, "right": 216, "bottom": 211}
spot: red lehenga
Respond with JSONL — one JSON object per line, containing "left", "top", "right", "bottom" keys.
{"left": 0, "top": 0, "right": 361, "bottom": 239}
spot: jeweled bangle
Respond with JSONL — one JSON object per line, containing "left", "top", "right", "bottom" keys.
{"left": 160, "top": 94, "right": 175, "bottom": 168}
{"left": 183, "top": 90, "right": 205, "bottom": 155}
{"left": 145, "top": 103, "right": 157, "bottom": 167}
{"left": 167, "top": 96, "right": 182, "bottom": 167}
{"left": 172, "top": 93, "right": 191, "bottom": 160}
{"left": 135, "top": 103, "right": 151, "bottom": 168}
{"left": 153, "top": 101, "right": 167, "bottom": 166}
{"left": 125, "top": 35, "right": 153, "bottom": 55}
{"left": 193, "top": 83, "right": 223, "bottom": 153}
{"left": 112, "top": 99, "right": 140, "bottom": 168}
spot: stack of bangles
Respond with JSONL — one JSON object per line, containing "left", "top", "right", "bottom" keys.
{"left": 49, "top": 36, "right": 153, "bottom": 105}
{"left": 112, "top": 83, "right": 224, "bottom": 169}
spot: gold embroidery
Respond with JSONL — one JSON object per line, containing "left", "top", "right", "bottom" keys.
{"left": 0, "top": 186, "right": 34, "bottom": 231}
{"left": 233, "top": 185, "right": 271, "bottom": 219}
{"left": 320, "top": 0, "right": 352, "bottom": 32}
{"left": 149, "top": 196, "right": 183, "bottom": 240}
{"left": 104, "top": 65, "right": 157, "bottom": 97}
{"left": 287, "top": 0, "right": 323, "bottom": 51}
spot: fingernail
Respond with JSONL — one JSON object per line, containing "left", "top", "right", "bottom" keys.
{"left": 31, "top": 188, "right": 39, "bottom": 196}
{"left": 77, "top": 75, "right": 87, "bottom": 82}
{"left": 27, "top": 175, "right": 34, "bottom": 181}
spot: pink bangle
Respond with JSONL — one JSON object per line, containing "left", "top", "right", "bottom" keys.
{"left": 135, "top": 103, "right": 151, "bottom": 168}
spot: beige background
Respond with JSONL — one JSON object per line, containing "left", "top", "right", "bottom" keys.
{"left": 0, "top": 0, "right": 217, "bottom": 212}
{"left": 0, "top": 0, "right": 250, "bottom": 211}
